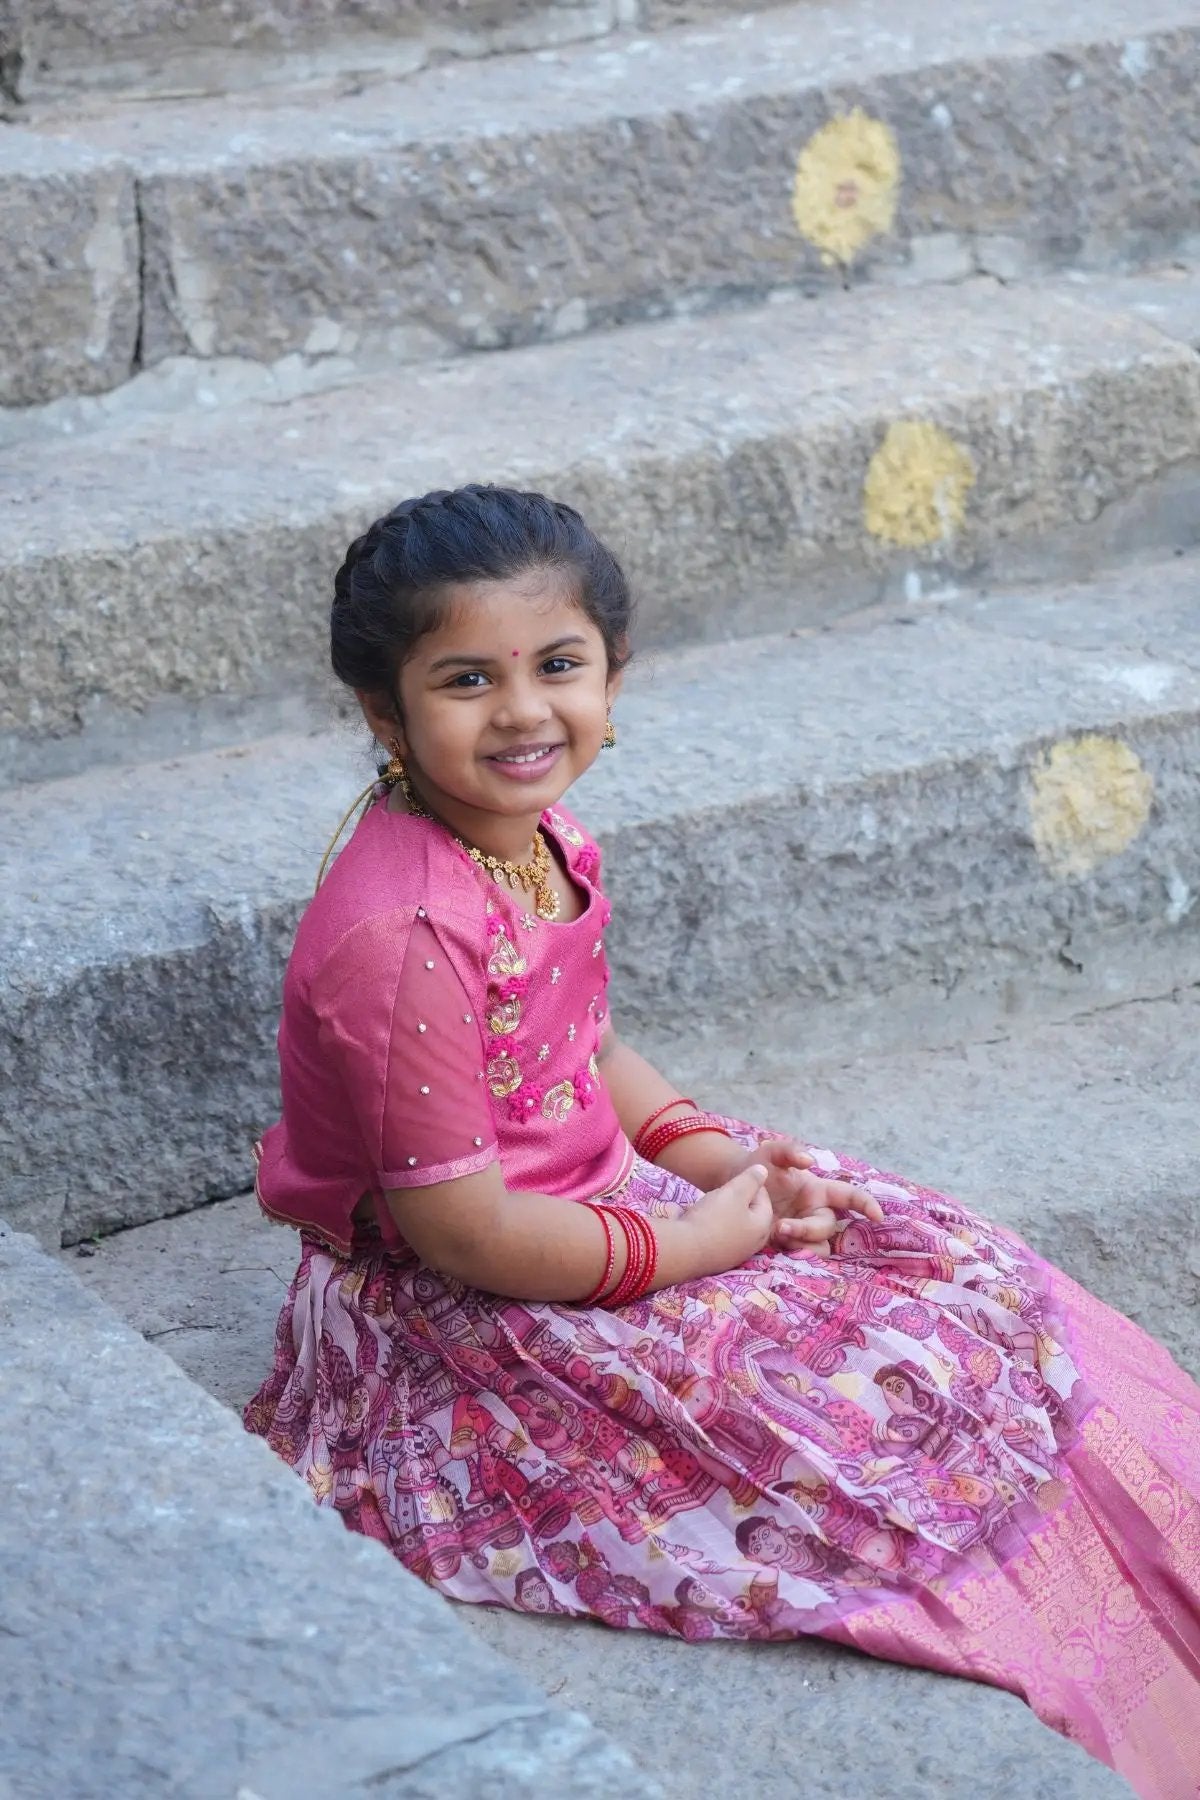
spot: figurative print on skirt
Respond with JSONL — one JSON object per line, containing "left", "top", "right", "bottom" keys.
{"left": 246, "top": 1121, "right": 1200, "bottom": 1799}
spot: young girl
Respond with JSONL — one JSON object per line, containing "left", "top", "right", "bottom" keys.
{"left": 245, "top": 485, "right": 1200, "bottom": 1797}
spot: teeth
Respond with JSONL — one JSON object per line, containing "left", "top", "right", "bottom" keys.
{"left": 496, "top": 747, "right": 555, "bottom": 764}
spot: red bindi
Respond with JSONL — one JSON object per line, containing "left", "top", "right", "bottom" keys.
{"left": 511, "top": 649, "right": 520, "bottom": 657}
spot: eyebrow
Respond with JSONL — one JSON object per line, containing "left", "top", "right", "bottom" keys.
{"left": 426, "top": 635, "right": 589, "bottom": 674}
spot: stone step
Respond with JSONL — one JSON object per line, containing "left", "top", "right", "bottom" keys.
{"left": 57, "top": 969, "right": 1200, "bottom": 1794}
{"left": 10, "top": 0, "right": 1200, "bottom": 409}
{"left": 4, "top": 276, "right": 1199, "bottom": 785}
{"left": 0, "top": 1221, "right": 657, "bottom": 1800}
{"left": 4, "top": 552, "right": 1199, "bottom": 1248}
{"left": 0, "top": 0, "right": 761, "bottom": 105}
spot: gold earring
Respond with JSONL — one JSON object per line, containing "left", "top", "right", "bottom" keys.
{"left": 383, "top": 737, "right": 406, "bottom": 784}
{"left": 315, "top": 733, "right": 409, "bottom": 894}
{"left": 602, "top": 716, "right": 616, "bottom": 750}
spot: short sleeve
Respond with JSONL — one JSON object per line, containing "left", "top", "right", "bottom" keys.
{"left": 312, "top": 911, "right": 497, "bottom": 1189}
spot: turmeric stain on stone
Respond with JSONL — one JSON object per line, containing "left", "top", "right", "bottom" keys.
{"left": 791, "top": 110, "right": 900, "bottom": 266}
{"left": 863, "top": 421, "right": 976, "bottom": 547}
{"left": 1029, "top": 736, "right": 1153, "bottom": 877}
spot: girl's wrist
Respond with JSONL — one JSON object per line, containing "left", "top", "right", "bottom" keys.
{"left": 653, "top": 1213, "right": 712, "bottom": 1287}
{"left": 630, "top": 1096, "right": 696, "bottom": 1158}
{"left": 651, "top": 1128, "right": 741, "bottom": 1191}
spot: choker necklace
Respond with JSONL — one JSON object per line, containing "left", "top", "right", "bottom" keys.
{"left": 396, "top": 767, "right": 561, "bottom": 922}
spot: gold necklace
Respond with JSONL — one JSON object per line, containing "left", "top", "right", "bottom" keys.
{"left": 396, "top": 768, "right": 561, "bottom": 921}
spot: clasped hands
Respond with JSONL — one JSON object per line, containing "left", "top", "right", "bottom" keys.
{"left": 727, "top": 1136, "right": 883, "bottom": 1257}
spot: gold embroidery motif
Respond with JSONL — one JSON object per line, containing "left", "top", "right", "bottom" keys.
{"left": 542, "top": 1080, "right": 576, "bottom": 1123}
{"left": 486, "top": 996, "right": 522, "bottom": 1036}
{"left": 588, "top": 1053, "right": 600, "bottom": 1079}
{"left": 486, "top": 930, "right": 527, "bottom": 980}
{"left": 486, "top": 1050, "right": 523, "bottom": 1099}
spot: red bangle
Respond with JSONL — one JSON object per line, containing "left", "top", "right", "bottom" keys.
{"left": 606, "top": 1206, "right": 658, "bottom": 1307}
{"left": 638, "top": 1112, "right": 732, "bottom": 1165}
{"left": 579, "top": 1202, "right": 617, "bottom": 1305}
{"left": 606, "top": 1208, "right": 642, "bottom": 1307}
{"left": 632, "top": 1209, "right": 658, "bottom": 1296}
{"left": 633, "top": 1098, "right": 697, "bottom": 1158}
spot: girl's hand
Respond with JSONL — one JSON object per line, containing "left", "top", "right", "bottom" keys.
{"left": 727, "top": 1137, "right": 883, "bottom": 1257}
{"left": 677, "top": 1164, "right": 774, "bottom": 1276}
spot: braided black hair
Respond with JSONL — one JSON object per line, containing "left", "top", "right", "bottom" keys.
{"left": 331, "top": 484, "right": 634, "bottom": 705}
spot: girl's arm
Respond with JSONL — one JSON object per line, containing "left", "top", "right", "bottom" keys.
{"left": 382, "top": 1158, "right": 771, "bottom": 1303}
{"left": 597, "top": 1027, "right": 884, "bottom": 1247}
{"left": 596, "top": 1029, "right": 743, "bottom": 1189}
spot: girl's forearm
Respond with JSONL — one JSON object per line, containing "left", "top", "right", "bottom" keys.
{"left": 650, "top": 1129, "right": 742, "bottom": 1191}
{"left": 401, "top": 1183, "right": 703, "bottom": 1303}
{"left": 599, "top": 1036, "right": 741, "bottom": 1190}
{"left": 597, "top": 1033, "right": 688, "bottom": 1139}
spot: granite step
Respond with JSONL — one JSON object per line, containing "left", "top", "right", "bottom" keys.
{"left": 0, "top": 0, "right": 763, "bottom": 106}
{"left": 0, "top": 1220, "right": 658, "bottom": 1800}
{"left": 9, "top": 0, "right": 1200, "bottom": 410}
{"left": 3, "top": 552, "right": 1198, "bottom": 1249}
{"left": 8, "top": 0, "right": 1199, "bottom": 410}
{"left": 4, "top": 275, "right": 1199, "bottom": 786}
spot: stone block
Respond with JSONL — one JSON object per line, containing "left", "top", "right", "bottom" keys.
{"left": 0, "top": 1218, "right": 656, "bottom": 1799}
{"left": 1, "top": 279, "right": 1197, "bottom": 756}
{"left": 0, "top": 130, "right": 138, "bottom": 407}
{"left": 0, "top": 0, "right": 623, "bottom": 100}
{"left": 467, "top": 1605, "right": 1132, "bottom": 1798}
{"left": 31, "top": 0, "right": 1200, "bottom": 370}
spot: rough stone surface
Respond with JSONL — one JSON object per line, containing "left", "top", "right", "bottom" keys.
{"left": 2, "top": 278, "right": 1198, "bottom": 752}
{"left": 0, "top": 0, "right": 629, "bottom": 101}
{"left": 23, "top": 0, "right": 1200, "bottom": 376}
{"left": 1052, "top": 263, "right": 1200, "bottom": 351}
{"left": 463, "top": 1605, "right": 1132, "bottom": 1798}
{"left": 3, "top": 559, "right": 1200, "bottom": 1245}
{"left": 0, "top": 1220, "right": 656, "bottom": 1800}
{"left": 0, "top": 129, "right": 138, "bottom": 407}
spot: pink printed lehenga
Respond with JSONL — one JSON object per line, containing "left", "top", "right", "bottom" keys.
{"left": 245, "top": 798, "right": 1200, "bottom": 1798}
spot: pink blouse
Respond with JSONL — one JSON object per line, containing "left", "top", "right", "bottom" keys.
{"left": 254, "top": 796, "right": 633, "bottom": 1256}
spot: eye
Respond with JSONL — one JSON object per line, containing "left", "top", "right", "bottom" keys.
{"left": 541, "top": 656, "right": 581, "bottom": 676}
{"left": 445, "top": 671, "right": 490, "bottom": 689}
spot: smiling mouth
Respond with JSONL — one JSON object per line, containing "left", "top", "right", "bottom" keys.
{"left": 487, "top": 745, "right": 564, "bottom": 766}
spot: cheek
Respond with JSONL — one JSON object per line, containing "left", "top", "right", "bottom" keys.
{"left": 414, "top": 702, "right": 486, "bottom": 760}
{"left": 563, "top": 683, "right": 610, "bottom": 731}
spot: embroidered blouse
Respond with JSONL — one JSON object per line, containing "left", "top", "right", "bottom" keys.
{"left": 254, "top": 796, "right": 632, "bottom": 1255}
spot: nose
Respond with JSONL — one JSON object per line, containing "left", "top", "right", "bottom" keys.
{"left": 493, "top": 671, "right": 555, "bottom": 733}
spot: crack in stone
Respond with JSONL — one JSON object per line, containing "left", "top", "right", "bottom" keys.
{"left": 130, "top": 176, "right": 148, "bottom": 377}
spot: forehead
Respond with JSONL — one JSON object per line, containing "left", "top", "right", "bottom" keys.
{"left": 425, "top": 568, "right": 596, "bottom": 650}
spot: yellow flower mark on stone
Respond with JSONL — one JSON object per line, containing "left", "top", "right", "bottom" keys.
{"left": 1029, "top": 736, "right": 1153, "bottom": 877}
{"left": 791, "top": 109, "right": 901, "bottom": 266}
{"left": 863, "top": 420, "right": 976, "bottom": 547}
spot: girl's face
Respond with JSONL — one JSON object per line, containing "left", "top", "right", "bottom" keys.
{"left": 363, "top": 569, "right": 619, "bottom": 834}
